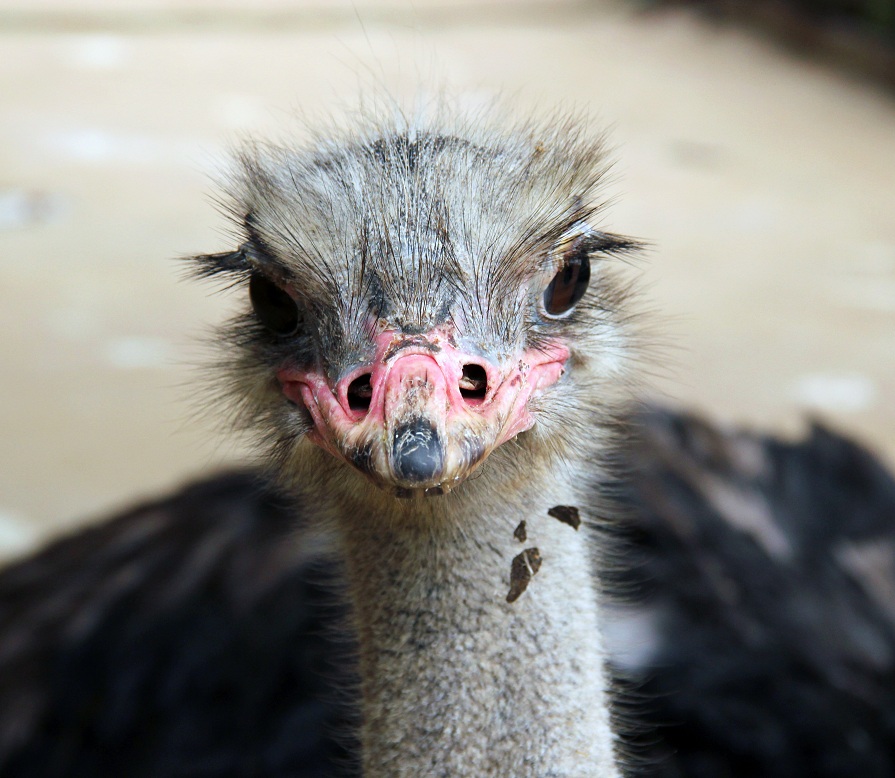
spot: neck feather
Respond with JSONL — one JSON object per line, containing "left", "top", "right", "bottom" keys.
{"left": 326, "top": 463, "right": 620, "bottom": 778}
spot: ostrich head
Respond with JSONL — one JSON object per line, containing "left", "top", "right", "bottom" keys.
{"left": 193, "top": 111, "right": 640, "bottom": 512}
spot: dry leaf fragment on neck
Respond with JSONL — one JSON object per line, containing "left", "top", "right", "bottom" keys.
{"left": 513, "top": 520, "right": 527, "bottom": 543}
{"left": 506, "top": 547, "right": 542, "bottom": 603}
{"left": 548, "top": 505, "right": 581, "bottom": 530}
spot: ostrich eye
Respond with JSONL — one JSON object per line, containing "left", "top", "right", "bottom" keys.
{"left": 249, "top": 273, "right": 300, "bottom": 335}
{"left": 543, "top": 247, "right": 590, "bottom": 317}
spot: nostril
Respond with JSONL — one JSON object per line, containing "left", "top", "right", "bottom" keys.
{"left": 459, "top": 364, "right": 488, "bottom": 404}
{"left": 347, "top": 373, "right": 373, "bottom": 412}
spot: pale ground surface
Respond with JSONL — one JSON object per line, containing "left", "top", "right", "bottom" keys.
{"left": 1, "top": 0, "right": 894, "bottom": 558}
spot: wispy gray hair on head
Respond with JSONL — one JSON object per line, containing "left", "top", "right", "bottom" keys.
{"left": 192, "top": 99, "right": 644, "bottom": 503}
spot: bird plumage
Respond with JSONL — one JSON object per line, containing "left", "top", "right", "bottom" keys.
{"left": 611, "top": 408, "right": 895, "bottom": 777}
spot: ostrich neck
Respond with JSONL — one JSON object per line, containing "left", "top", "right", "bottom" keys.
{"left": 332, "top": 471, "right": 621, "bottom": 778}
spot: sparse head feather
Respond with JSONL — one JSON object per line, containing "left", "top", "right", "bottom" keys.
{"left": 191, "top": 104, "right": 644, "bottom": 504}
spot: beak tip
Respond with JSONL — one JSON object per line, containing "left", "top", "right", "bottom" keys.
{"left": 391, "top": 418, "right": 445, "bottom": 485}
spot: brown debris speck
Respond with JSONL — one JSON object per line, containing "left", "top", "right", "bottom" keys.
{"left": 506, "top": 547, "right": 542, "bottom": 603}
{"left": 548, "top": 505, "right": 581, "bottom": 530}
{"left": 513, "top": 520, "right": 527, "bottom": 543}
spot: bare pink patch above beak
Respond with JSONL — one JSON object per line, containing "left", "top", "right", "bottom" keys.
{"left": 277, "top": 327, "right": 569, "bottom": 494}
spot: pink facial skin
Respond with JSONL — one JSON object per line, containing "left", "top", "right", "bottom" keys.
{"left": 277, "top": 326, "right": 569, "bottom": 493}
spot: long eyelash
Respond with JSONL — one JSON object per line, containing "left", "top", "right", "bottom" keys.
{"left": 186, "top": 248, "right": 251, "bottom": 282}
{"left": 581, "top": 232, "right": 645, "bottom": 259}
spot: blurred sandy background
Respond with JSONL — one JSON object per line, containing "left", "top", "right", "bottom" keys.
{"left": 1, "top": 0, "right": 894, "bottom": 558}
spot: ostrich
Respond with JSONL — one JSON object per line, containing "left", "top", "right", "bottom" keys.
{"left": 1, "top": 107, "right": 895, "bottom": 778}
{"left": 204, "top": 112, "right": 634, "bottom": 777}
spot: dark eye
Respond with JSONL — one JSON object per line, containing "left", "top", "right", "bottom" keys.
{"left": 249, "top": 273, "right": 300, "bottom": 335}
{"left": 543, "top": 249, "right": 590, "bottom": 317}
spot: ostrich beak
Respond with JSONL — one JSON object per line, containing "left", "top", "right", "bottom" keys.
{"left": 277, "top": 328, "right": 569, "bottom": 495}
